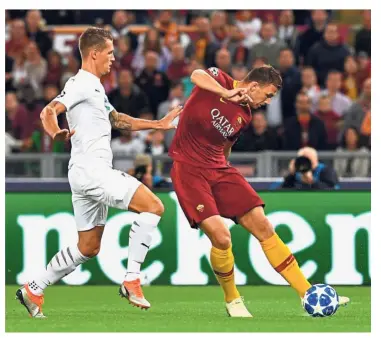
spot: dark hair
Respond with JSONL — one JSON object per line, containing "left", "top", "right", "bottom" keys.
{"left": 311, "top": 9, "right": 328, "bottom": 16}
{"left": 232, "top": 64, "right": 248, "bottom": 72}
{"left": 325, "top": 22, "right": 338, "bottom": 29}
{"left": 170, "top": 80, "right": 184, "bottom": 90}
{"left": 143, "top": 27, "right": 162, "bottom": 54}
{"left": 302, "top": 66, "right": 316, "bottom": 73}
{"left": 47, "top": 50, "right": 62, "bottom": 61}
{"left": 262, "top": 22, "right": 276, "bottom": 29}
{"left": 253, "top": 56, "right": 268, "bottom": 64}
{"left": 79, "top": 27, "right": 113, "bottom": 57}
{"left": 118, "top": 68, "right": 133, "bottom": 79}
{"left": 252, "top": 110, "right": 266, "bottom": 116}
{"left": 279, "top": 47, "right": 294, "bottom": 55}
{"left": 119, "top": 35, "right": 131, "bottom": 47}
{"left": 296, "top": 91, "right": 311, "bottom": 102}
{"left": 44, "top": 83, "right": 59, "bottom": 90}
{"left": 243, "top": 65, "right": 282, "bottom": 89}
{"left": 327, "top": 70, "right": 342, "bottom": 79}
{"left": 340, "top": 127, "right": 360, "bottom": 148}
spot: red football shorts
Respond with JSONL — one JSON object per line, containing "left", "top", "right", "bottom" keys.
{"left": 170, "top": 161, "right": 265, "bottom": 228}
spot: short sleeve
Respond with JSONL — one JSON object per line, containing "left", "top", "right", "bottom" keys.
{"left": 228, "top": 110, "right": 251, "bottom": 142}
{"left": 104, "top": 95, "right": 115, "bottom": 114}
{"left": 53, "top": 78, "right": 86, "bottom": 111}
{"left": 205, "top": 67, "right": 229, "bottom": 88}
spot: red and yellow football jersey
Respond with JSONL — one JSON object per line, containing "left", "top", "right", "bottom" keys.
{"left": 169, "top": 67, "right": 252, "bottom": 168}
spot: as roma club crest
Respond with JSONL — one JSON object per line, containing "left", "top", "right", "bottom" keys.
{"left": 196, "top": 204, "right": 205, "bottom": 212}
{"left": 233, "top": 116, "right": 243, "bottom": 129}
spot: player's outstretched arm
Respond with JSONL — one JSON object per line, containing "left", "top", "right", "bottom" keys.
{"left": 109, "top": 106, "right": 182, "bottom": 131}
{"left": 40, "top": 101, "right": 75, "bottom": 142}
{"left": 191, "top": 69, "right": 250, "bottom": 103}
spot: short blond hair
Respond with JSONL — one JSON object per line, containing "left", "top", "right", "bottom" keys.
{"left": 297, "top": 147, "right": 318, "bottom": 168}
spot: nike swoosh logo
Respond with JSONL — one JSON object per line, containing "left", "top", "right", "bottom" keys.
{"left": 220, "top": 97, "right": 227, "bottom": 104}
{"left": 95, "top": 89, "right": 100, "bottom": 92}
{"left": 286, "top": 256, "right": 294, "bottom": 265}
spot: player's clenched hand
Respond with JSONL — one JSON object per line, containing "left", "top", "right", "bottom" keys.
{"left": 222, "top": 88, "right": 253, "bottom": 104}
{"left": 159, "top": 105, "right": 183, "bottom": 130}
{"left": 53, "top": 129, "right": 75, "bottom": 142}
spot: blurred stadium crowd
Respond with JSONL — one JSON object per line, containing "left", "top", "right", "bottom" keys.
{"left": 5, "top": 10, "right": 371, "bottom": 178}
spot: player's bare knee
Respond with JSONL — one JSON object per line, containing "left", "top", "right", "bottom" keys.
{"left": 78, "top": 239, "right": 101, "bottom": 258}
{"left": 212, "top": 231, "right": 232, "bottom": 250}
{"left": 80, "top": 245, "right": 100, "bottom": 258}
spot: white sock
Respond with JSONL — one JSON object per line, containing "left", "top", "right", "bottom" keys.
{"left": 28, "top": 245, "right": 89, "bottom": 296}
{"left": 125, "top": 212, "right": 161, "bottom": 282}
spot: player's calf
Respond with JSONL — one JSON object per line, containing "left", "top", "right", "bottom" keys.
{"left": 120, "top": 185, "right": 163, "bottom": 309}
{"left": 24, "top": 243, "right": 91, "bottom": 297}
{"left": 238, "top": 207, "right": 311, "bottom": 298}
{"left": 200, "top": 216, "right": 241, "bottom": 306}
{"left": 18, "top": 226, "right": 103, "bottom": 317}
{"left": 16, "top": 241, "right": 94, "bottom": 318}
{"left": 239, "top": 207, "right": 352, "bottom": 310}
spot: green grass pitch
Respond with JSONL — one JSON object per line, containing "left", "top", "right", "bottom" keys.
{"left": 6, "top": 285, "right": 370, "bottom": 332}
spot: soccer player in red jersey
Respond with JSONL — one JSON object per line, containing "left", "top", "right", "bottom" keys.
{"left": 169, "top": 66, "right": 349, "bottom": 317}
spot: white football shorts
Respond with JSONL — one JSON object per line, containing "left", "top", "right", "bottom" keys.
{"left": 68, "top": 160, "right": 141, "bottom": 231}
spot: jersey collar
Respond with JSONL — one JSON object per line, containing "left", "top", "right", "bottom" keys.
{"left": 79, "top": 69, "right": 101, "bottom": 82}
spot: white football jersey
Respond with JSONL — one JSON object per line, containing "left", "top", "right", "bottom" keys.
{"left": 54, "top": 69, "right": 115, "bottom": 167}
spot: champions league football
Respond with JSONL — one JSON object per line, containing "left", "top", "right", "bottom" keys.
{"left": 302, "top": 284, "right": 340, "bottom": 317}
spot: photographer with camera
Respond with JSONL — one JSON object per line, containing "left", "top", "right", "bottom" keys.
{"left": 281, "top": 147, "right": 339, "bottom": 189}
{"left": 128, "top": 154, "right": 170, "bottom": 189}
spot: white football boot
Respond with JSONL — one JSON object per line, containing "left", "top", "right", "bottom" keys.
{"left": 15, "top": 284, "right": 46, "bottom": 318}
{"left": 119, "top": 279, "right": 151, "bottom": 310}
{"left": 338, "top": 296, "right": 350, "bottom": 307}
{"left": 226, "top": 297, "right": 253, "bottom": 317}
{"left": 301, "top": 295, "right": 350, "bottom": 307}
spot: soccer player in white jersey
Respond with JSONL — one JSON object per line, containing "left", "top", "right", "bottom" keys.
{"left": 15, "top": 27, "right": 182, "bottom": 318}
